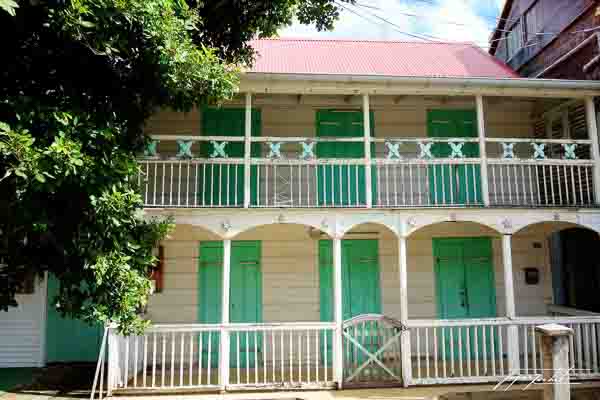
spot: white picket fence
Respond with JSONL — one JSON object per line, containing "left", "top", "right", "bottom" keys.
{"left": 91, "top": 315, "right": 600, "bottom": 398}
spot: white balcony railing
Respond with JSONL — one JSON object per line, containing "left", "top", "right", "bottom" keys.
{"left": 137, "top": 135, "right": 597, "bottom": 208}
{"left": 92, "top": 315, "right": 600, "bottom": 397}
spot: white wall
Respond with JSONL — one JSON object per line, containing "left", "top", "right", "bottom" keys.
{"left": 0, "top": 276, "right": 46, "bottom": 367}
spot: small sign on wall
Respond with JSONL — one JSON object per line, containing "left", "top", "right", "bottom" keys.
{"left": 523, "top": 267, "right": 540, "bottom": 285}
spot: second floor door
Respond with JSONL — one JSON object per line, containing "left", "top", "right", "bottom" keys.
{"left": 316, "top": 110, "right": 376, "bottom": 206}
{"left": 427, "top": 109, "right": 482, "bottom": 205}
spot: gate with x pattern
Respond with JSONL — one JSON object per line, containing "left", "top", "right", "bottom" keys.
{"left": 342, "top": 314, "right": 405, "bottom": 387}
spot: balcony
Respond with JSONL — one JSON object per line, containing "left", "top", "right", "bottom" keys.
{"left": 138, "top": 94, "right": 600, "bottom": 209}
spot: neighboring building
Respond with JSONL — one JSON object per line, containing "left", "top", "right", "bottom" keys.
{"left": 489, "top": 0, "right": 600, "bottom": 79}
{"left": 6, "top": 39, "right": 600, "bottom": 396}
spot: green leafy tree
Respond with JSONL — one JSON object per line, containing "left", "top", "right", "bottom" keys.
{"left": 0, "top": 0, "right": 349, "bottom": 334}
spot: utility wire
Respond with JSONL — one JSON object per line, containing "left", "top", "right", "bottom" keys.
{"left": 335, "top": 1, "right": 441, "bottom": 42}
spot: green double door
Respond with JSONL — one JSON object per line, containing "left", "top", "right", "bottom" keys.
{"left": 433, "top": 237, "right": 496, "bottom": 359}
{"left": 319, "top": 239, "right": 382, "bottom": 362}
{"left": 428, "top": 109, "right": 482, "bottom": 205}
{"left": 45, "top": 275, "right": 103, "bottom": 362}
{"left": 201, "top": 108, "right": 261, "bottom": 206}
{"left": 198, "top": 241, "right": 262, "bottom": 366}
{"left": 316, "top": 110, "right": 376, "bottom": 206}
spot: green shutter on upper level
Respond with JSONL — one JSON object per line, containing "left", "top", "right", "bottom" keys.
{"left": 201, "top": 108, "right": 261, "bottom": 206}
{"left": 315, "top": 110, "right": 376, "bottom": 206}
{"left": 427, "top": 109, "right": 482, "bottom": 205}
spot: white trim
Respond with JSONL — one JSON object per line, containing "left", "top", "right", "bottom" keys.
{"left": 240, "top": 73, "right": 600, "bottom": 98}
{"left": 243, "top": 93, "right": 252, "bottom": 209}
{"left": 332, "top": 236, "right": 343, "bottom": 388}
{"left": 38, "top": 272, "right": 48, "bottom": 367}
{"left": 144, "top": 207, "right": 600, "bottom": 240}
{"left": 476, "top": 95, "right": 490, "bottom": 206}
{"left": 219, "top": 239, "right": 232, "bottom": 387}
{"left": 362, "top": 93, "right": 372, "bottom": 208}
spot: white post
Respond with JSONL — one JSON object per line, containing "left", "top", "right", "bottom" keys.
{"left": 363, "top": 94, "right": 373, "bottom": 208}
{"left": 243, "top": 92, "right": 252, "bottom": 208}
{"left": 107, "top": 329, "right": 121, "bottom": 395}
{"left": 333, "top": 236, "right": 344, "bottom": 387}
{"left": 398, "top": 233, "right": 412, "bottom": 386}
{"left": 536, "top": 324, "right": 574, "bottom": 400}
{"left": 476, "top": 95, "right": 491, "bottom": 206}
{"left": 219, "top": 239, "right": 232, "bottom": 389}
{"left": 585, "top": 97, "right": 600, "bottom": 204}
{"left": 502, "top": 234, "right": 519, "bottom": 374}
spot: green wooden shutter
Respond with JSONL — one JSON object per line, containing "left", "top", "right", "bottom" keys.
{"left": 315, "top": 110, "right": 376, "bottom": 206}
{"left": 433, "top": 237, "right": 496, "bottom": 359}
{"left": 198, "top": 240, "right": 262, "bottom": 367}
{"left": 198, "top": 241, "right": 224, "bottom": 367}
{"left": 200, "top": 108, "right": 261, "bottom": 206}
{"left": 427, "top": 109, "right": 482, "bottom": 205}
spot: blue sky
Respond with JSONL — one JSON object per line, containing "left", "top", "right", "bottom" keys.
{"left": 280, "top": 0, "right": 505, "bottom": 49}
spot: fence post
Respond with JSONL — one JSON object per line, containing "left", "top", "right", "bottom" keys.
{"left": 502, "top": 234, "right": 520, "bottom": 374}
{"left": 398, "top": 223, "right": 412, "bottom": 386}
{"left": 536, "top": 324, "right": 574, "bottom": 400}
{"left": 106, "top": 328, "right": 120, "bottom": 395}
{"left": 333, "top": 236, "right": 344, "bottom": 388}
{"left": 219, "top": 239, "right": 231, "bottom": 390}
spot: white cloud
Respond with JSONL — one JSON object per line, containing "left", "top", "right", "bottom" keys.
{"left": 279, "top": 0, "right": 499, "bottom": 48}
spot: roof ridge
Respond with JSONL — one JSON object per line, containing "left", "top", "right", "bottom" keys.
{"left": 253, "top": 37, "right": 479, "bottom": 46}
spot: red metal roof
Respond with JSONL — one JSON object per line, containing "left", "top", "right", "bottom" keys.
{"left": 249, "top": 38, "right": 518, "bottom": 79}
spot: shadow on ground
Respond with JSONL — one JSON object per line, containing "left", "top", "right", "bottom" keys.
{"left": 1, "top": 364, "right": 96, "bottom": 399}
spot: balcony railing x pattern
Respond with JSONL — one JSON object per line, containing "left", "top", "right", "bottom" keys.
{"left": 137, "top": 134, "right": 597, "bottom": 209}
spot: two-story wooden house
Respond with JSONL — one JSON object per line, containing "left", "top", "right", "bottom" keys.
{"left": 74, "top": 38, "right": 600, "bottom": 396}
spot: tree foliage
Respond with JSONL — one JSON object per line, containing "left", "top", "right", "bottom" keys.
{"left": 0, "top": 0, "right": 349, "bottom": 334}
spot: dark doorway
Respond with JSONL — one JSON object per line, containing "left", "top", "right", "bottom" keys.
{"left": 550, "top": 228, "right": 600, "bottom": 312}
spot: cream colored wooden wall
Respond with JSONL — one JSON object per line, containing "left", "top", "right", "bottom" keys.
{"left": 145, "top": 222, "right": 554, "bottom": 324}
{"left": 143, "top": 95, "right": 537, "bottom": 141}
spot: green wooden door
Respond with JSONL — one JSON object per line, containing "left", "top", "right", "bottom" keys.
{"left": 45, "top": 275, "right": 103, "bottom": 362}
{"left": 427, "top": 110, "right": 481, "bottom": 205}
{"left": 316, "top": 110, "right": 376, "bottom": 206}
{"left": 433, "top": 237, "right": 496, "bottom": 359}
{"left": 201, "top": 108, "right": 261, "bottom": 206}
{"left": 198, "top": 241, "right": 262, "bottom": 367}
{"left": 319, "top": 239, "right": 382, "bottom": 363}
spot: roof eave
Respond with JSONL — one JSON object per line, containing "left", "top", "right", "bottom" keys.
{"left": 241, "top": 72, "right": 600, "bottom": 97}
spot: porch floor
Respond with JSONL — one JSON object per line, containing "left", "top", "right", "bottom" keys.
{"left": 113, "top": 382, "right": 600, "bottom": 400}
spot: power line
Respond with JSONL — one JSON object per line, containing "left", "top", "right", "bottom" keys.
{"left": 342, "top": 2, "right": 496, "bottom": 48}
{"left": 335, "top": 1, "right": 440, "bottom": 42}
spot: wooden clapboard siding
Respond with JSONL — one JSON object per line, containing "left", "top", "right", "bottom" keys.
{"left": 0, "top": 280, "right": 46, "bottom": 367}
{"left": 143, "top": 95, "right": 536, "bottom": 143}
{"left": 146, "top": 222, "right": 554, "bottom": 327}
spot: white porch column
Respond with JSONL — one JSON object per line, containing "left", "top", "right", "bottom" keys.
{"left": 476, "top": 95, "right": 491, "bottom": 206}
{"left": 362, "top": 94, "right": 373, "bottom": 208}
{"left": 585, "top": 97, "right": 600, "bottom": 204}
{"left": 333, "top": 236, "right": 344, "bottom": 387}
{"left": 219, "top": 239, "right": 232, "bottom": 388}
{"left": 502, "top": 234, "right": 519, "bottom": 374}
{"left": 398, "top": 234, "right": 412, "bottom": 386}
{"left": 243, "top": 92, "right": 252, "bottom": 208}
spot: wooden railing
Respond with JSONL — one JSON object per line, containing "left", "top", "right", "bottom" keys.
{"left": 137, "top": 135, "right": 598, "bottom": 209}
{"left": 93, "top": 315, "right": 600, "bottom": 396}
{"left": 405, "top": 316, "right": 600, "bottom": 385}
